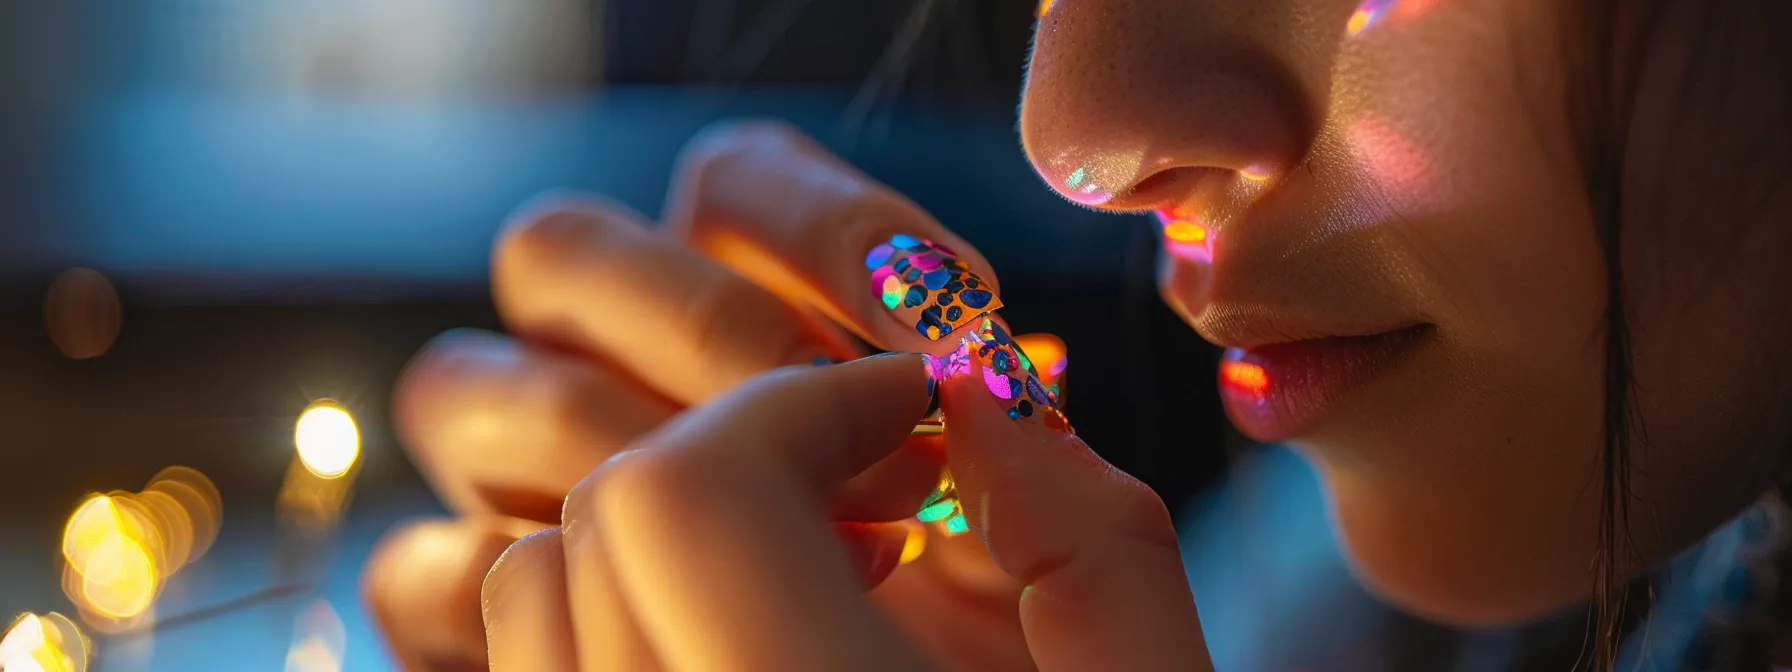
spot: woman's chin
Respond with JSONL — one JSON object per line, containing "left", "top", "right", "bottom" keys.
{"left": 1316, "top": 462, "right": 1599, "bottom": 628}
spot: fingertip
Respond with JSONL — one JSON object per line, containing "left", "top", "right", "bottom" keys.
{"left": 482, "top": 527, "right": 565, "bottom": 620}
{"left": 834, "top": 522, "right": 912, "bottom": 589}
{"left": 365, "top": 519, "right": 515, "bottom": 672}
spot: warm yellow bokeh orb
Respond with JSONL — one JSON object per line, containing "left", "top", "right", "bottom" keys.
{"left": 295, "top": 401, "right": 360, "bottom": 479}
{"left": 2, "top": 614, "right": 52, "bottom": 672}
{"left": 80, "top": 533, "right": 158, "bottom": 619}
{"left": 61, "top": 496, "right": 121, "bottom": 568}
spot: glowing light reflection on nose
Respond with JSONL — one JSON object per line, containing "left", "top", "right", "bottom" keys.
{"left": 1347, "top": 114, "right": 1436, "bottom": 205}
{"left": 1347, "top": 0, "right": 1441, "bottom": 36}
{"left": 1037, "top": 0, "right": 1056, "bottom": 18}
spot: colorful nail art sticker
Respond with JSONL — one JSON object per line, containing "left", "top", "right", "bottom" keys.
{"left": 916, "top": 470, "right": 970, "bottom": 537}
{"left": 968, "top": 319, "right": 1074, "bottom": 434}
{"left": 866, "top": 235, "right": 1003, "bottom": 341}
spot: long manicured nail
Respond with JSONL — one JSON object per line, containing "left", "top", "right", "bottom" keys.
{"left": 965, "top": 318, "right": 1074, "bottom": 434}
{"left": 866, "top": 234, "right": 1002, "bottom": 341}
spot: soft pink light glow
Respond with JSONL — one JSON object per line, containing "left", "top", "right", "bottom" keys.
{"left": 1347, "top": 114, "right": 1435, "bottom": 201}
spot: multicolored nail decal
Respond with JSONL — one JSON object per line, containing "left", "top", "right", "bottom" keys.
{"left": 968, "top": 319, "right": 1074, "bottom": 434}
{"left": 867, "top": 234, "right": 1002, "bottom": 341}
{"left": 916, "top": 471, "right": 969, "bottom": 536}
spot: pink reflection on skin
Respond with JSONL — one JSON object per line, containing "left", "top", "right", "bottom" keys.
{"left": 1063, "top": 166, "right": 1115, "bottom": 205}
{"left": 1394, "top": 0, "right": 1444, "bottom": 21}
{"left": 1347, "top": 114, "right": 1436, "bottom": 203}
{"left": 1156, "top": 209, "right": 1213, "bottom": 264}
{"left": 1347, "top": 0, "right": 1445, "bottom": 36}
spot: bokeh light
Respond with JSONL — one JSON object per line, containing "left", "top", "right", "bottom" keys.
{"left": 60, "top": 469, "right": 221, "bottom": 629}
{"left": 1, "top": 613, "right": 87, "bottom": 672}
{"left": 147, "top": 466, "right": 223, "bottom": 562}
{"left": 294, "top": 400, "right": 360, "bottom": 479}
{"left": 79, "top": 533, "right": 158, "bottom": 620}
{"left": 283, "top": 600, "right": 346, "bottom": 672}
{"left": 42, "top": 268, "right": 122, "bottom": 360}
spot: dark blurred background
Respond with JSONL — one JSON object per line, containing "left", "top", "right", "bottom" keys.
{"left": 0, "top": 2, "right": 1472, "bottom": 670}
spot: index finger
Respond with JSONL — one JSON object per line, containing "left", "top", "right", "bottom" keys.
{"left": 564, "top": 354, "right": 936, "bottom": 671}
{"left": 665, "top": 121, "right": 1004, "bottom": 354}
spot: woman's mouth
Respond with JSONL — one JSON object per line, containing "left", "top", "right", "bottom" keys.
{"left": 1218, "top": 324, "right": 1430, "bottom": 441}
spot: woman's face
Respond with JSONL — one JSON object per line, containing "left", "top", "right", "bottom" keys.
{"left": 1019, "top": 0, "right": 1792, "bottom": 624}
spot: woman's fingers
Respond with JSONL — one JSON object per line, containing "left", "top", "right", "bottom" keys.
{"left": 666, "top": 121, "right": 1002, "bottom": 354}
{"left": 483, "top": 529, "right": 581, "bottom": 672}
{"left": 564, "top": 355, "right": 935, "bottom": 672}
{"left": 559, "top": 470, "right": 663, "bottom": 672}
{"left": 493, "top": 194, "right": 859, "bottom": 406}
{"left": 394, "top": 329, "right": 678, "bottom": 522}
{"left": 364, "top": 519, "right": 516, "bottom": 672}
{"left": 936, "top": 326, "right": 1212, "bottom": 672}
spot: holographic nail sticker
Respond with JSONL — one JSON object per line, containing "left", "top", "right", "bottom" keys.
{"left": 867, "top": 234, "right": 1003, "bottom": 341}
{"left": 968, "top": 318, "right": 1074, "bottom": 434}
{"left": 916, "top": 470, "right": 969, "bottom": 536}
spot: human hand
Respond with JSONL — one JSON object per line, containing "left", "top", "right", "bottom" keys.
{"left": 475, "top": 353, "right": 1211, "bottom": 671}
{"left": 362, "top": 122, "right": 1201, "bottom": 670}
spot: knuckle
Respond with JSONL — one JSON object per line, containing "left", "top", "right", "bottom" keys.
{"left": 490, "top": 196, "right": 646, "bottom": 315}
{"left": 360, "top": 521, "right": 444, "bottom": 608}
{"left": 1100, "top": 468, "right": 1182, "bottom": 552}
{"left": 562, "top": 447, "right": 685, "bottom": 531}
{"left": 799, "top": 182, "right": 913, "bottom": 236}
{"left": 681, "top": 119, "right": 812, "bottom": 172}
{"left": 681, "top": 274, "right": 803, "bottom": 372}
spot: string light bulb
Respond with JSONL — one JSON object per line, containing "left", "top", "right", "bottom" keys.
{"left": 294, "top": 400, "right": 360, "bottom": 479}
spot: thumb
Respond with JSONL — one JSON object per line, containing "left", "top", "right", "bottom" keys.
{"left": 934, "top": 320, "right": 1214, "bottom": 672}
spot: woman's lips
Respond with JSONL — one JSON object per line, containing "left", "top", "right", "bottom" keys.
{"left": 1218, "top": 325, "right": 1429, "bottom": 441}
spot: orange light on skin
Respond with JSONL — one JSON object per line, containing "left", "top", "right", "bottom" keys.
{"left": 1346, "top": 8, "right": 1373, "bottom": 35}
{"left": 897, "top": 520, "right": 927, "bottom": 565}
{"left": 1220, "top": 359, "right": 1271, "bottom": 401}
{"left": 1163, "top": 221, "right": 1207, "bottom": 244}
{"left": 1037, "top": 0, "right": 1056, "bottom": 18}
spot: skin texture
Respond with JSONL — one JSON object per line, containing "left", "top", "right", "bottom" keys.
{"left": 1022, "top": 0, "right": 1790, "bottom": 624}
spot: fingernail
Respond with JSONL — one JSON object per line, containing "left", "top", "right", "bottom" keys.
{"left": 866, "top": 234, "right": 1002, "bottom": 341}
{"left": 919, "top": 343, "right": 967, "bottom": 415}
{"left": 915, "top": 470, "right": 970, "bottom": 536}
{"left": 965, "top": 318, "right": 1074, "bottom": 434}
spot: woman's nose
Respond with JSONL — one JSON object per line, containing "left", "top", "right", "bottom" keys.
{"left": 1020, "top": 0, "right": 1350, "bottom": 210}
